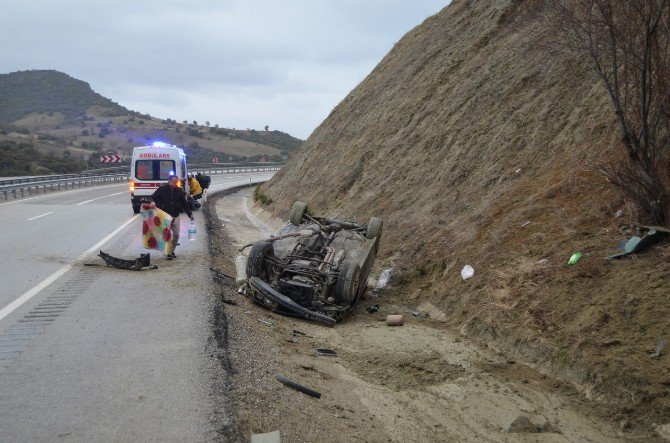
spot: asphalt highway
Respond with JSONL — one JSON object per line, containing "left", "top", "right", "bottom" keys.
{"left": 0, "top": 171, "right": 274, "bottom": 440}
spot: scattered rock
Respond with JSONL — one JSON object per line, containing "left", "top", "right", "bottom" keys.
{"left": 366, "top": 304, "right": 380, "bottom": 314}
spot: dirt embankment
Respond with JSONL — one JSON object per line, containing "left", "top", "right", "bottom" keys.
{"left": 255, "top": 0, "right": 670, "bottom": 432}
{"left": 204, "top": 188, "right": 632, "bottom": 442}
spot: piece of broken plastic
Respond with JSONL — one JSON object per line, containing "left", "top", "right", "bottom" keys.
{"left": 461, "top": 265, "right": 474, "bottom": 280}
{"left": 568, "top": 252, "right": 583, "bottom": 266}
{"left": 649, "top": 338, "right": 666, "bottom": 358}
{"left": 607, "top": 226, "right": 669, "bottom": 259}
{"left": 376, "top": 268, "right": 393, "bottom": 289}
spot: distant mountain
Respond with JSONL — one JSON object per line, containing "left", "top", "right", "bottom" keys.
{"left": 0, "top": 69, "right": 303, "bottom": 174}
{"left": 0, "top": 70, "right": 129, "bottom": 125}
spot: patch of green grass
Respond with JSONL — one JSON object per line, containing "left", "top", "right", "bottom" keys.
{"left": 253, "top": 186, "right": 273, "bottom": 205}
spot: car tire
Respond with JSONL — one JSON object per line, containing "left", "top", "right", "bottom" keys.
{"left": 289, "top": 201, "right": 308, "bottom": 225}
{"left": 247, "top": 241, "right": 273, "bottom": 279}
{"left": 335, "top": 260, "right": 361, "bottom": 303}
{"left": 366, "top": 217, "right": 383, "bottom": 239}
{"left": 132, "top": 204, "right": 141, "bottom": 214}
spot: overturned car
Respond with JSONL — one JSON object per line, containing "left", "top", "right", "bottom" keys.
{"left": 242, "top": 201, "right": 383, "bottom": 326}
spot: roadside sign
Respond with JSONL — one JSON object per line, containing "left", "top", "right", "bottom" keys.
{"left": 100, "top": 154, "right": 122, "bottom": 163}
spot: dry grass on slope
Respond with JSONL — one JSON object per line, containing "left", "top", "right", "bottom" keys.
{"left": 260, "top": 0, "right": 670, "bottom": 431}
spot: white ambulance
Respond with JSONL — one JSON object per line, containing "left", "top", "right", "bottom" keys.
{"left": 129, "top": 142, "right": 188, "bottom": 213}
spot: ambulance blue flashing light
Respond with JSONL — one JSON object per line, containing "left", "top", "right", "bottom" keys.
{"left": 152, "top": 141, "right": 168, "bottom": 148}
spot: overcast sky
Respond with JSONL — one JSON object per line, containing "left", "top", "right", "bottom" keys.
{"left": 0, "top": 1, "right": 448, "bottom": 139}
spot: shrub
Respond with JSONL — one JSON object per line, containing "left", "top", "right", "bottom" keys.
{"left": 253, "top": 186, "right": 273, "bottom": 205}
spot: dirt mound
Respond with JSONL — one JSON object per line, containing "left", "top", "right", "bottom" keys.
{"left": 347, "top": 351, "right": 465, "bottom": 390}
{"left": 258, "top": 0, "right": 670, "bottom": 432}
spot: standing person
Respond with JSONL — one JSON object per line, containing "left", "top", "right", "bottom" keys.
{"left": 151, "top": 175, "right": 194, "bottom": 259}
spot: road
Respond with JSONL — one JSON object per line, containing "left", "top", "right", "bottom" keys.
{"left": 0, "top": 172, "right": 274, "bottom": 441}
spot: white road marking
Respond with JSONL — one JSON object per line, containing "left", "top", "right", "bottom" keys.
{"left": 75, "top": 191, "right": 127, "bottom": 206}
{"left": 27, "top": 212, "right": 55, "bottom": 221}
{"left": 0, "top": 214, "right": 139, "bottom": 323}
{"left": 0, "top": 183, "right": 126, "bottom": 207}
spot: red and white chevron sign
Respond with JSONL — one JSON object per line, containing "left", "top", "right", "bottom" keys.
{"left": 100, "top": 154, "right": 122, "bottom": 163}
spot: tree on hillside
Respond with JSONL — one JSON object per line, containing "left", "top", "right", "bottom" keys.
{"left": 265, "top": 125, "right": 269, "bottom": 131}
{"left": 532, "top": 0, "right": 670, "bottom": 224}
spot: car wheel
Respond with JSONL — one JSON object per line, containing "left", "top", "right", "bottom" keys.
{"left": 246, "top": 241, "right": 273, "bottom": 279}
{"left": 335, "top": 260, "right": 361, "bottom": 303}
{"left": 132, "top": 204, "right": 141, "bottom": 214}
{"left": 289, "top": 201, "right": 308, "bottom": 225}
{"left": 366, "top": 217, "right": 383, "bottom": 239}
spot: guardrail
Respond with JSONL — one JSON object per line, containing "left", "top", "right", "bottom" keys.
{"left": 1, "top": 174, "right": 129, "bottom": 201}
{"left": 0, "top": 162, "right": 282, "bottom": 187}
{"left": 0, "top": 165, "right": 281, "bottom": 201}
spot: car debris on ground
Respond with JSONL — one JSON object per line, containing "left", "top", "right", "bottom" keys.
{"left": 366, "top": 304, "right": 380, "bottom": 314}
{"left": 276, "top": 373, "right": 321, "bottom": 398}
{"left": 316, "top": 348, "right": 337, "bottom": 356}
{"left": 568, "top": 252, "right": 583, "bottom": 266}
{"left": 386, "top": 314, "right": 405, "bottom": 326}
{"left": 649, "top": 338, "right": 666, "bottom": 358}
{"left": 94, "top": 250, "right": 157, "bottom": 271}
{"left": 461, "top": 264, "right": 475, "bottom": 280}
{"left": 376, "top": 267, "right": 393, "bottom": 288}
{"left": 607, "top": 226, "right": 669, "bottom": 259}
{"left": 250, "top": 430, "right": 281, "bottom": 443}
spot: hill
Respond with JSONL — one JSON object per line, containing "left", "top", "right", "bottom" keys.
{"left": 0, "top": 70, "right": 303, "bottom": 174}
{"left": 0, "top": 70, "right": 128, "bottom": 125}
{"left": 258, "top": 0, "right": 669, "bottom": 433}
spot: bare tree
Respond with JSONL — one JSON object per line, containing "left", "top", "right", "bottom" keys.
{"left": 532, "top": 0, "right": 670, "bottom": 224}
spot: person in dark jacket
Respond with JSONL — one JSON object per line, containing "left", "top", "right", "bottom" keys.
{"left": 151, "top": 175, "right": 194, "bottom": 259}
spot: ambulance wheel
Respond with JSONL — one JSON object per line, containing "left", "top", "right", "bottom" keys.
{"left": 132, "top": 204, "right": 141, "bottom": 214}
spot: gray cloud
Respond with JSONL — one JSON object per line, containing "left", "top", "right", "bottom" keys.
{"left": 1, "top": 1, "right": 448, "bottom": 138}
